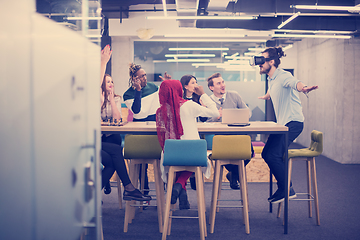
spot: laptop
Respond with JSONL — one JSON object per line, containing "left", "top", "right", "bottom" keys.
{"left": 222, "top": 108, "right": 250, "bottom": 127}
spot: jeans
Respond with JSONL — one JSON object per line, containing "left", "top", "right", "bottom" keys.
{"left": 101, "top": 142, "right": 131, "bottom": 188}
{"left": 261, "top": 121, "right": 304, "bottom": 191}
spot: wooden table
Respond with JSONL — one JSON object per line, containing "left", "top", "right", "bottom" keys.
{"left": 101, "top": 121, "right": 291, "bottom": 234}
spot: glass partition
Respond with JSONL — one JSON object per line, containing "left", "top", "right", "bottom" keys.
{"left": 134, "top": 41, "right": 266, "bottom": 121}
{"left": 36, "top": 0, "right": 102, "bottom": 45}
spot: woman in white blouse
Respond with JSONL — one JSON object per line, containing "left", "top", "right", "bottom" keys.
{"left": 156, "top": 80, "right": 219, "bottom": 209}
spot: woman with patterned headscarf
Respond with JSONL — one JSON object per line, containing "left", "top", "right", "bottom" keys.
{"left": 156, "top": 80, "right": 219, "bottom": 209}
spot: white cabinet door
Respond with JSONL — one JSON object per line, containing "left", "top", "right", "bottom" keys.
{"left": 32, "top": 14, "right": 101, "bottom": 240}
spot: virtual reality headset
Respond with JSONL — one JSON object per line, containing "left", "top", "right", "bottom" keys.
{"left": 249, "top": 56, "right": 278, "bottom": 66}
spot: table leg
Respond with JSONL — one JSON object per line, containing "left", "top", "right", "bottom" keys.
{"left": 269, "top": 170, "right": 273, "bottom": 213}
{"left": 284, "top": 131, "right": 289, "bottom": 234}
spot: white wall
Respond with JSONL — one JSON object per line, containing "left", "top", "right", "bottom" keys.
{"left": 291, "top": 38, "right": 360, "bottom": 164}
{"left": 111, "top": 37, "right": 134, "bottom": 98}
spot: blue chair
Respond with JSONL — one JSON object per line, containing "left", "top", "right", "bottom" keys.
{"left": 162, "top": 139, "right": 208, "bottom": 240}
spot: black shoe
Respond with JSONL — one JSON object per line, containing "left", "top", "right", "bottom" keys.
{"left": 270, "top": 188, "right": 297, "bottom": 204}
{"left": 226, "top": 172, "right": 240, "bottom": 190}
{"left": 123, "top": 189, "right": 152, "bottom": 201}
{"left": 104, "top": 181, "right": 111, "bottom": 194}
{"left": 268, "top": 188, "right": 282, "bottom": 202}
{"left": 179, "top": 188, "right": 190, "bottom": 210}
{"left": 171, "top": 183, "right": 182, "bottom": 204}
{"left": 190, "top": 176, "right": 196, "bottom": 190}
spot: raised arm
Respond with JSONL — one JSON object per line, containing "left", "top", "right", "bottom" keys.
{"left": 101, "top": 45, "right": 112, "bottom": 86}
{"left": 193, "top": 86, "right": 220, "bottom": 118}
{"left": 296, "top": 82, "right": 319, "bottom": 95}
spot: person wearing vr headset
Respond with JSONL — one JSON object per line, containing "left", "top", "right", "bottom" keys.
{"left": 256, "top": 47, "right": 318, "bottom": 203}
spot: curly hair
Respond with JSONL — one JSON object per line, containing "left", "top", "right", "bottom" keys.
{"left": 128, "top": 62, "right": 142, "bottom": 86}
{"left": 262, "top": 47, "right": 286, "bottom": 68}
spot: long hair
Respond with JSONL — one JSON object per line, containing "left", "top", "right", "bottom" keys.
{"left": 262, "top": 47, "right": 286, "bottom": 68}
{"left": 128, "top": 62, "right": 142, "bottom": 86}
{"left": 180, "top": 74, "right": 200, "bottom": 103}
{"left": 101, "top": 74, "right": 120, "bottom": 111}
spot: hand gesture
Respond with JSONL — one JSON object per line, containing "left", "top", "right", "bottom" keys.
{"left": 159, "top": 71, "right": 172, "bottom": 81}
{"left": 218, "top": 107, "right": 222, "bottom": 120}
{"left": 302, "top": 85, "right": 318, "bottom": 93}
{"left": 132, "top": 76, "right": 142, "bottom": 91}
{"left": 101, "top": 45, "right": 112, "bottom": 65}
{"left": 258, "top": 91, "right": 271, "bottom": 100}
{"left": 107, "top": 88, "right": 115, "bottom": 102}
{"left": 194, "top": 85, "right": 205, "bottom": 96}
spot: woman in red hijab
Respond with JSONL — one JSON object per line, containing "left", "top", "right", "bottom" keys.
{"left": 156, "top": 80, "right": 219, "bottom": 209}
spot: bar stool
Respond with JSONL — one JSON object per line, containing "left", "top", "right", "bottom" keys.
{"left": 209, "top": 135, "right": 252, "bottom": 234}
{"left": 162, "top": 139, "right": 208, "bottom": 240}
{"left": 277, "top": 130, "right": 323, "bottom": 225}
{"left": 123, "top": 135, "right": 165, "bottom": 233}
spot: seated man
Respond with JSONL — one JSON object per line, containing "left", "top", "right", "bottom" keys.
{"left": 206, "top": 72, "right": 254, "bottom": 189}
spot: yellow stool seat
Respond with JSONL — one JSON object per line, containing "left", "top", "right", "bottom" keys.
{"left": 209, "top": 135, "right": 252, "bottom": 234}
{"left": 278, "top": 130, "right": 323, "bottom": 226}
{"left": 123, "top": 135, "right": 165, "bottom": 233}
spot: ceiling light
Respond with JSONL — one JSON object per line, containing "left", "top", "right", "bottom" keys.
{"left": 272, "top": 33, "right": 352, "bottom": 39}
{"left": 165, "top": 54, "right": 216, "bottom": 57}
{"left": 283, "top": 45, "right": 293, "bottom": 51}
{"left": 136, "top": 38, "right": 267, "bottom": 42}
{"left": 292, "top": 5, "right": 360, "bottom": 12}
{"left": 66, "top": 16, "right": 102, "bottom": 20}
{"left": 167, "top": 59, "right": 210, "bottom": 62}
{"left": 192, "top": 63, "right": 222, "bottom": 67}
{"left": 277, "top": 12, "right": 301, "bottom": 29}
{"left": 278, "top": 30, "right": 355, "bottom": 34}
{"left": 147, "top": 16, "right": 256, "bottom": 20}
{"left": 225, "top": 56, "right": 252, "bottom": 60}
{"left": 247, "top": 47, "right": 265, "bottom": 52}
{"left": 244, "top": 52, "right": 262, "bottom": 56}
{"left": 161, "top": 0, "right": 167, "bottom": 17}
{"left": 164, "top": 34, "right": 245, "bottom": 38}
{"left": 169, "top": 47, "right": 229, "bottom": 51}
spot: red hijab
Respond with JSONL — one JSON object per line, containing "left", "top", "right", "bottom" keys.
{"left": 156, "top": 80, "right": 187, "bottom": 150}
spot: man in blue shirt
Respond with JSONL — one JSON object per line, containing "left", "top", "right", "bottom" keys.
{"left": 258, "top": 47, "right": 318, "bottom": 203}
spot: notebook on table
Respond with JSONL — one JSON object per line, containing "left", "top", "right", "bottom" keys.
{"left": 222, "top": 108, "right": 250, "bottom": 127}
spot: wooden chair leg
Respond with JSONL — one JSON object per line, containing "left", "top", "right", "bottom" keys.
{"left": 195, "top": 167, "right": 206, "bottom": 240}
{"left": 153, "top": 160, "right": 164, "bottom": 233}
{"left": 116, "top": 174, "right": 123, "bottom": 209}
{"left": 217, "top": 165, "right": 224, "bottom": 213}
{"left": 311, "top": 157, "right": 320, "bottom": 225}
{"left": 306, "top": 159, "right": 313, "bottom": 218}
{"left": 238, "top": 160, "right": 250, "bottom": 234}
{"left": 209, "top": 163, "right": 216, "bottom": 225}
{"left": 210, "top": 160, "right": 221, "bottom": 234}
{"left": 162, "top": 167, "right": 176, "bottom": 240}
{"left": 199, "top": 170, "right": 207, "bottom": 237}
{"left": 139, "top": 163, "right": 146, "bottom": 211}
{"left": 123, "top": 160, "right": 137, "bottom": 232}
